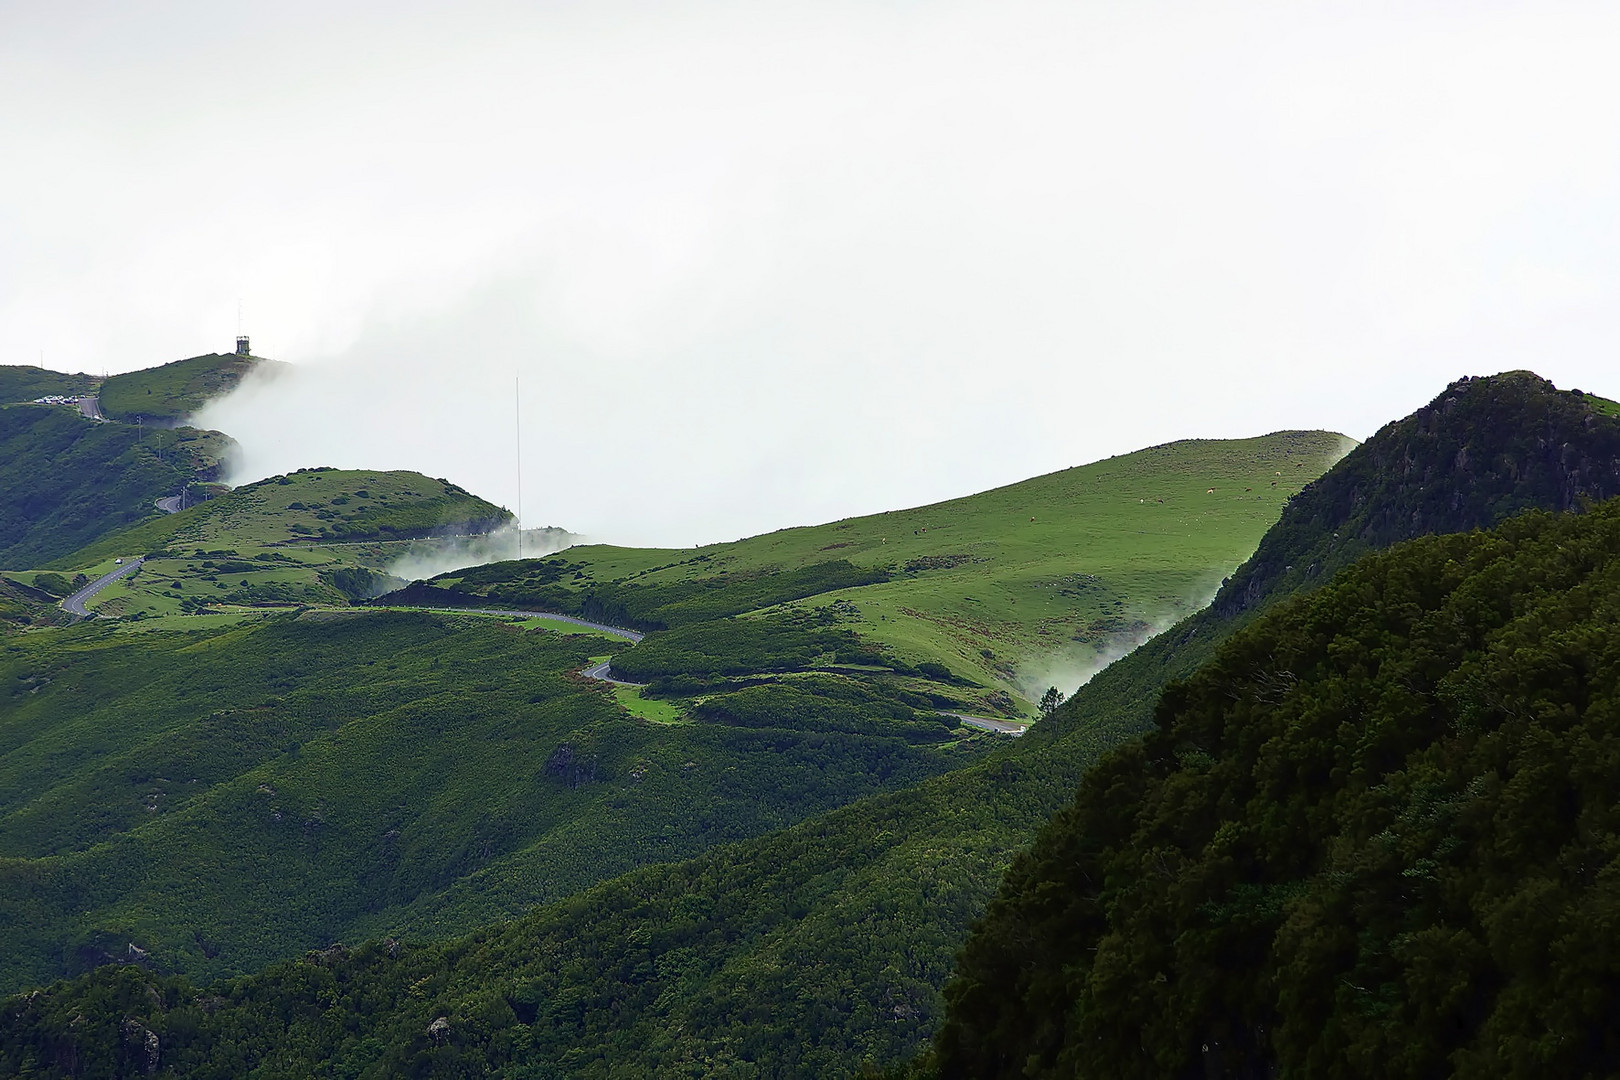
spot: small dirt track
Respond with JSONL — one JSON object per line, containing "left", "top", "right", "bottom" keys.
{"left": 62, "top": 558, "right": 143, "bottom": 618}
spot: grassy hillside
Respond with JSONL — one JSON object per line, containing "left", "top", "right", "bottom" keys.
{"left": 0, "top": 366, "right": 98, "bottom": 403}
{"left": 98, "top": 353, "right": 266, "bottom": 425}
{"left": 42, "top": 468, "right": 512, "bottom": 616}
{"left": 932, "top": 497, "right": 1620, "bottom": 1080}
{"left": 0, "top": 405, "right": 231, "bottom": 568}
{"left": 0, "top": 610, "right": 981, "bottom": 994}
{"left": 398, "top": 431, "right": 1350, "bottom": 712}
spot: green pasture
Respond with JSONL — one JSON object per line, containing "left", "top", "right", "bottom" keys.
{"left": 612, "top": 685, "right": 687, "bottom": 724}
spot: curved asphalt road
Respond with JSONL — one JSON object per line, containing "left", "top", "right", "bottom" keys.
{"left": 62, "top": 558, "right": 143, "bottom": 618}
{"left": 580, "top": 659, "right": 648, "bottom": 687}
{"left": 936, "top": 711, "right": 1029, "bottom": 736}
{"left": 155, "top": 495, "right": 183, "bottom": 513}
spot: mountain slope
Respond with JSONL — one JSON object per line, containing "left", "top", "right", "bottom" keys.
{"left": 1031, "top": 372, "right": 1620, "bottom": 751}
{"left": 933, "top": 496, "right": 1620, "bottom": 1079}
{"left": 0, "top": 405, "right": 231, "bottom": 567}
{"left": 0, "top": 610, "right": 974, "bottom": 993}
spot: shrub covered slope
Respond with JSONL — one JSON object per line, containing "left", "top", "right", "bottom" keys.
{"left": 0, "top": 405, "right": 231, "bottom": 567}
{"left": 934, "top": 496, "right": 1620, "bottom": 1079}
{"left": 0, "top": 610, "right": 973, "bottom": 995}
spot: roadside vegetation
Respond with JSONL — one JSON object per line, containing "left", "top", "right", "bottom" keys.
{"left": 0, "top": 367, "right": 98, "bottom": 403}
{"left": 37, "top": 468, "right": 511, "bottom": 618}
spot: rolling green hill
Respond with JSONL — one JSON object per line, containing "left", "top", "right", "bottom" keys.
{"left": 0, "top": 405, "right": 231, "bottom": 568}
{"left": 391, "top": 431, "right": 1351, "bottom": 713}
{"left": 98, "top": 353, "right": 269, "bottom": 426}
{"left": 932, "top": 496, "right": 1620, "bottom": 1080}
{"left": 44, "top": 469, "right": 512, "bottom": 616}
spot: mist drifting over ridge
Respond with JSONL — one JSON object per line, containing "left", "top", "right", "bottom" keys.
{"left": 13, "top": 2, "right": 1620, "bottom": 546}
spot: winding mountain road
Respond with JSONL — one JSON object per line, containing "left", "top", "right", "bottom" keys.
{"left": 62, "top": 558, "right": 143, "bottom": 618}
{"left": 936, "top": 711, "right": 1029, "bottom": 736}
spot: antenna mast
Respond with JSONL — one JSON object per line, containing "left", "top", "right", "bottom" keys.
{"left": 515, "top": 373, "right": 523, "bottom": 560}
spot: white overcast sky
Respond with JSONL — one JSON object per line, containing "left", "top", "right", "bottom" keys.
{"left": 5, "top": 1, "right": 1620, "bottom": 545}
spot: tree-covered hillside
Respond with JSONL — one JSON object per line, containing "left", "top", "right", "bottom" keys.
{"left": 0, "top": 405, "right": 231, "bottom": 567}
{"left": 932, "top": 496, "right": 1620, "bottom": 1079}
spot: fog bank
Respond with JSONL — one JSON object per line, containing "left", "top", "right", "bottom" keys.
{"left": 13, "top": 2, "right": 1620, "bottom": 545}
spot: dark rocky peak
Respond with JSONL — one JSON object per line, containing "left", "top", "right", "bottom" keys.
{"left": 1211, "top": 370, "right": 1620, "bottom": 619}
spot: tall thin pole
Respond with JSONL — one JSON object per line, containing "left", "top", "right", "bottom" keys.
{"left": 515, "top": 373, "right": 523, "bottom": 561}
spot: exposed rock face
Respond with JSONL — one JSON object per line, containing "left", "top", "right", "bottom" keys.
{"left": 545, "top": 743, "right": 598, "bottom": 789}
{"left": 122, "top": 1019, "right": 159, "bottom": 1075}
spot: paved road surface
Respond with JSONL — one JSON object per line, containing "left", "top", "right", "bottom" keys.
{"left": 78, "top": 396, "right": 104, "bottom": 421}
{"left": 62, "top": 558, "right": 143, "bottom": 618}
{"left": 156, "top": 495, "right": 183, "bottom": 513}
{"left": 580, "top": 660, "right": 648, "bottom": 687}
{"left": 937, "top": 711, "right": 1029, "bottom": 736}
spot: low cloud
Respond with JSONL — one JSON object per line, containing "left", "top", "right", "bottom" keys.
{"left": 1015, "top": 576, "right": 1227, "bottom": 702}
{"left": 386, "top": 525, "right": 580, "bottom": 584}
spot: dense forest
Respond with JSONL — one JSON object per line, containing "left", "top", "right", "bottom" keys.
{"left": 932, "top": 497, "right": 1620, "bottom": 1078}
